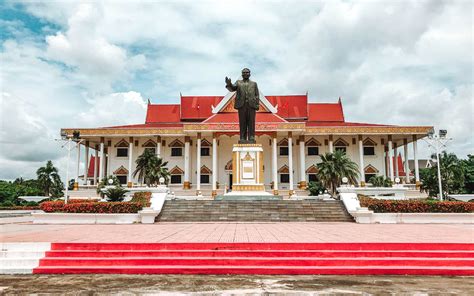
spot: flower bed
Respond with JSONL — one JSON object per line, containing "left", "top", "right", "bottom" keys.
{"left": 40, "top": 201, "right": 142, "bottom": 213}
{"left": 130, "top": 192, "right": 152, "bottom": 207}
{"left": 0, "top": 206, "right": 40, "bottom": 210}
{"left": 359, "top": 195, "right": 474, "bottom": 213}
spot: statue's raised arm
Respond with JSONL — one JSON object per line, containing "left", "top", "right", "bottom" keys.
{"left": 225, "top": 76, "right": 237, "bottom": 92}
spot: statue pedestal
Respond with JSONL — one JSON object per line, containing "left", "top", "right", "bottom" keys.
{"left": 225, "top": 143, "right": 271, "bottom": 196}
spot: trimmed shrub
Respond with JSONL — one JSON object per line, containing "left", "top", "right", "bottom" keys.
{"left": 104, "top": 187, "right": 128, "bottom": 202}
{"left": 359, "top": 195, "right": 474, "bottom": 213}
{"left": 40, "top": 201, "right": 142, "bottom": 213}
{"left": 130, "top": 192, "right": 152, "bottom": 207}
{"left": 0, "top": 206, "right": 40, "bottom": 210}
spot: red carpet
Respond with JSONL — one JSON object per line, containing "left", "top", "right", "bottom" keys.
{"left": 33, "top": 243, "right": 474, "bottom": 275}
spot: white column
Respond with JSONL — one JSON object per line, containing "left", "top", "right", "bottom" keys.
{"left": 75, "top": 142, "right": 81, "bottom": 190}
{"left": 83, "top": 144, "right": 89, "bottom": 185}
{"left": 299, "top": 136, "right": 306, "bottom": 188}
{"left": 128, "top": 137, "right": 133, "bottom": 187}
{"left": 388, "top": 136, "right": 394, "bottom": 182}
{"left": 394, "top": 143, "right": 399, "bottom": 179}
{"left": 94, "top": 146, "right": 98, "bottom": 185}
{"left": 212, "top": 136, "right": 218, "bottom": 195}
{"left": 413, "top": 135, "right": 420, "bottom": 187}
{"left": 106, "top": 148, "right": 111, "bottom": 176}
{"left": 358, "top": 136, "right": 365, "bottom": 186}
{"left": 288, "top": 133, "right": 294, "bottom": 195}
{"left": 196, "top": 134, "right": 201, "bottom": 193}
{"left": 184, "top": 137, "right": 190, "bottom": 189}
{"left": 156, "top": 136, "right": 161, "bottom": 158}
{"left": 404, "top": 138, "right": 410, "bottom": 183}
{"left": 99, "top": 140, "right": 104, "bottom": 182}
{"left": 329, "top": 135, "right": 334, "bottom": 153}
{"left": 272, "top": 136, "right": 278, "bottom": 195}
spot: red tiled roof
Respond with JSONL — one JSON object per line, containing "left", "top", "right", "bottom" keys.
{"left": 308, "top": 100, "right": 345, "bottom": 122}
{"left": 145, "top": 104, "right": 181, "bottom": 123}
{"left": 180, "top": 96, "right": 223, "bottom": 120}
{"left": 108, "top": 123, "right": 183, "bottom": 129}
{"left": 203, "top": 113, "right": 287, "bottom": 123}
{"left": 266, "top": 95, "right": 308, "bottom": 119}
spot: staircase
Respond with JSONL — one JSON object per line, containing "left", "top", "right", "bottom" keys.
{"left": 157, "top": 200, "right": 353, "bottom": 222}
{"left": 33, "top": 242, "right": 474, "bottom": 275}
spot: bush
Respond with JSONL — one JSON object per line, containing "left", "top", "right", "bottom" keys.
{"left": 359, "top": 195, "right": 474, "bottom": 213}
{"left": 104, "top": 187, "right": 128, "bottom": 202}
{"left": 307, "top": 181, "right": 326, "bottom": 196}
{"left": 130, "top": 192, "right": 152, "bottom": 207}
{"left": 96, "top": 175, "right": 121, "bottom": 197}
{"left": 40, "top": 201, "right": 142, "bottom": 213}
{"left": 0, "top": 206, "right": 40, "bottom": 210}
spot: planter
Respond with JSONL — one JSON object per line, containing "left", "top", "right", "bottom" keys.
{"left": 139, "top": 207, "right": 159, "bottom": 224}
{"left": 352, "top": 210, "right": 474, "bottom": 224}
{"left": 32, "top": 213, "right": 140, "bottom": 224}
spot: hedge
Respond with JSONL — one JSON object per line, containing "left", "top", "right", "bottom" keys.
{"left": 40, "top": 201, "right": 142, "bottom": 213}
{"left": 359, "top": 195, "right": 474, "bottom": 213}
{"left": 0, "top": 206, "right": 40, "bottom": 210}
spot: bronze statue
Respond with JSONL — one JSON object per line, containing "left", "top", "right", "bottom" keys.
{"left": 225, "top": 68, "right": 260, "bottom": 144}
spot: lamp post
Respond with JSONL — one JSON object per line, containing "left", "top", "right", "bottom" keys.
{"left": 424, "top": 129, "right": 452, "bottom": 201}
{"left": 57, "top": 131, "right": 82, "bottom": 204}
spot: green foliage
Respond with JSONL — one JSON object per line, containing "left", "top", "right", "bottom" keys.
{"left": 420, "top": 152, "right": 465, "bottom": 197}
{"left": 104, "top": 187, "right": 128, "bottom": 202}
{"left": 368, "top": 175, "right": 393, "bottom": 187}
{"left": 40, "top": 201, "right": 142, "bottom": 213}
{"left": 133, "top": 149, "right": 170, "bottom": 186}
{"left": 461, "top": 155, "right": 474, "bottom": 194}
{"left": 316, "top": 150, "right": 359, "bottom": 197}
{"left": 307, "top": 181, "right": 326, "bottom": 196}
{"left": 36, "top": 160, "right": 64, "bottom": 197}
{"left": 0, "top": 179, "right": 44, "bottom": 205}
{"left": 96, "top": 175, "right": 121, "bottom": 197}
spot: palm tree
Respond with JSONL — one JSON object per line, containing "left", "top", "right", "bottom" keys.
{"left": 36, "top": 160, "right": 63, "bottom": 197}
{"left": 316, "top": 150, "right": 359, "bottom": 197}
{"left": 133, "top": 149, "right": 170, "bottom": 186}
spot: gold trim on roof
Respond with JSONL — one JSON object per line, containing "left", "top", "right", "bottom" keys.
{"left": 305, "top": 126, "right": 432, "bottom": 134}
{"left": 61, "top": 128, "right": 184, "bottom": 136}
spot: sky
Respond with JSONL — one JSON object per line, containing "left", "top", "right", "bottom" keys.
{"left": 0, "top": 0, "right": 472, "bottom": 181}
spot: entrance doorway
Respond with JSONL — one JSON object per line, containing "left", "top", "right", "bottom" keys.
{"left": 229, "top": 173, "right": 233, "bottom": 191}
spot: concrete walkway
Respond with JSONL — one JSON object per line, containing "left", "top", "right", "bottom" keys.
{"left": 1, "top": 221, "right": 473, "bottom": 243}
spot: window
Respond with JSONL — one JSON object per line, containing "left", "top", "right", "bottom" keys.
{"left": 363, "top": 146, "right": 375, "bottom": 156}
{"left": 308, "top": 174, "right": 318, "bottom": 182}
{"left": 307, "top": 146, "right": 319, "bottom": 156}
{"left": 145, "top": 147, "right": 156, "bottom": 155}
{"left": 171, "top": 147, "right": 182, "bottom": 157}
{"left": 170, "top": 175, "right": 182, "bottom": 184}
{"left": 280, "top": 173, "right": 290, "bottom": 183}
{"left": 116, "top": 175, "right": 127, "bottom": 185}
{"left": 201, "top": 147, "right": 210, "bottom": 156}
{"left": 335, "top": 146, "right": 346, "bottom": 153}
{"left": 365, "top": 173, "right": 376, "bottom": 183}
{"left": 279, "top": 146, "right": 289, "bottom": 156}
{"left": 200, "top": 174, "right": 210, "bottom": 184}
{"left": 117, "top": 148, "right": 128, "bottom": 157}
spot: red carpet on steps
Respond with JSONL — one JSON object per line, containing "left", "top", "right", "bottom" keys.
{"left": 33, "top": 243, "right": 474, "bottom": 276}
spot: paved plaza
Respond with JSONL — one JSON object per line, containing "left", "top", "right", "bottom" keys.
{"left": 1, "top": 219, "right": 473, "bottom": 243}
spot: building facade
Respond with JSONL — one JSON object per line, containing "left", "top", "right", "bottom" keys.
{"left": 62, "top": 92, "right": 432, "bottom": 196}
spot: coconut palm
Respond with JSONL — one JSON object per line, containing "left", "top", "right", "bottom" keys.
{"left": 316, "top": 150, "right": 359, "bottom": 197}
{"left": 36, "top": 160, "right": 63, "bottom": 197}
{"left": 133, "top": 149, "right": 170, "bottom": 186}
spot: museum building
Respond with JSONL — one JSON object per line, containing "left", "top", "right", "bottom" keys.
{"left": 62, "top": 91, "right": 432, "bottom": 196}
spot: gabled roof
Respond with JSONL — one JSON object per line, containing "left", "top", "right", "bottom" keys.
{"left": 212, "top": 91, "right": 277, "bottom": 114}
{"left": 181, "top": 95, "right": 223, "bottom": 120}
{"left": 266, "top": 95, "right": 308, "bottom": 119}
{"left": 145, "top": 104, "right": 181, "bottom": 123}
{"left": 203, "top": 113, "right": 286, "bottom": 124}
{"left": 308, "top": 98, "right": 345, "bottom": 122}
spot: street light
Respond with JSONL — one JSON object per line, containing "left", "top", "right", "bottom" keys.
{"left": 424, "top": 129, "right": 452, "bottom": 201}
{"left": 56, "top": 130, "right": 82, "bottom": 204}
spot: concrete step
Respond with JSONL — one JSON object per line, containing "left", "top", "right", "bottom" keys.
{"left": 0, "top": 243, "right": 51, "bottom": 274}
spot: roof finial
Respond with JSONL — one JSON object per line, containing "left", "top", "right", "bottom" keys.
{"left": 147, "top": 98, "right": 151, "bottom": 105}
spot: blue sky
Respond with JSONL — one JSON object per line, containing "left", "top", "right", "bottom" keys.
{"left": 0, "top": 0, "right": 472, "bottom": 181}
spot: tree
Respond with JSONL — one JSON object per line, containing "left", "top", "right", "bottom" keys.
{"left": 96, "top": 175, "right": 121, "bottom": 197}
{"left": 36, "top": 161, "right": 64, "bottom": 197}
{"left": 461, "top": 155, "right": 474, "bottom": 194}
{"left": 307, "top": 180, "right": 326, "bottom": 196}
{"left": 420, "top": 152, "right": 465, "bottom": 197}
{"left": 316, "top": 150, "right": 359, "bottom": 197}
{"left": 133, "top": 149, "right": 170, "bottom": 186}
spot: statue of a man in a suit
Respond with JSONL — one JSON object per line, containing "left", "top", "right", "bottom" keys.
{"left": 225, "top": 68, "right": 260, "bottom": 144}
